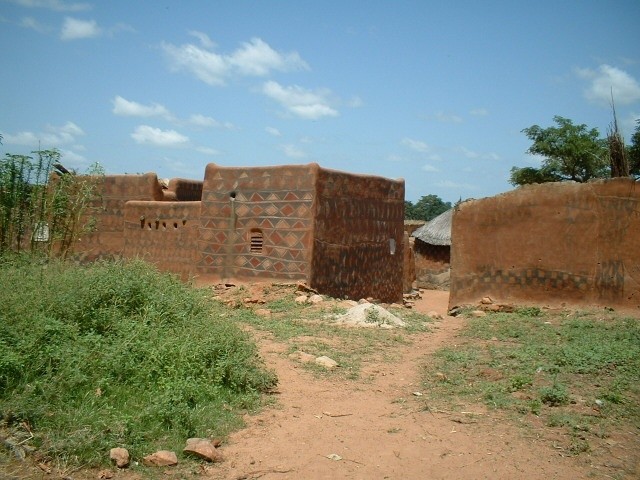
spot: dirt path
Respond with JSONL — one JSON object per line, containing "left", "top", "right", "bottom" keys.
{"left": 212, "top": 292, "right": 595, "bottom": 480}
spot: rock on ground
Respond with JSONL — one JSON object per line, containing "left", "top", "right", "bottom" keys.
{"left": 143, "top": 450, "right": 178, "bottom": 467}
{"left": 333, "top": 303, "right": 405, "bottom": 328}
{"left": 109, "top": 447, "right": 130, "bottom": 468}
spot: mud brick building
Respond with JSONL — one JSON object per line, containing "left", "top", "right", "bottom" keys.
{"left": 449, "top": 178, "right": 640, "bottom": 312}
{"left": 412, "top": 208, "right": 452, "bottom": 290}
{"left": 73, "top": 163, "right": 405, "bottom": 303}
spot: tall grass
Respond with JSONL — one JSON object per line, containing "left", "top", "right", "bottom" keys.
{"left": 0, "top": 257, "right": 276, "bottom": 467}
{"left": 0, "top": 150, "right": 103, "bottom": 258}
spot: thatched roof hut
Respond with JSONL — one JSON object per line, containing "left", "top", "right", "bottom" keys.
{"left": 412, "top": 208, "right": 452, "bottom": 246}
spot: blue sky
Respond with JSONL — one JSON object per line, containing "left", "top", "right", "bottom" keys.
{"left": 1, "top": 0, "right": 639, "bottom": 203}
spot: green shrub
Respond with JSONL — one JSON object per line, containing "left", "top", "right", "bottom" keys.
{"left": 0, "top": 257, "right": 276, "bottom": 466}
{"left": 539, "top": 382, "right": 570, "bottom": 406}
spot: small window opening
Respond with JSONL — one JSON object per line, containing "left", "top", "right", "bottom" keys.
{"left": 173, "top": 222, "right": 178, "bottom": 229}
{"left": 389, "top": 238, "right": 396, "bottom": 255}
{"left": 250, "top": 229, "right": 263, "bottom": 254}
{"left": 230, "top": 191, "right": 237, "bottom": 199}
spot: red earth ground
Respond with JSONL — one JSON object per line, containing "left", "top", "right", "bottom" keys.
{"left": 2, "top": 289, "right": 637, "bottom": 480}
{"left": 207, "top": 289, "right": 638, "bottom": 480}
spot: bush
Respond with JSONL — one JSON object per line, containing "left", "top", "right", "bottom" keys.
{"left": 0, "top": 257, "right": 277, "bottom": 466}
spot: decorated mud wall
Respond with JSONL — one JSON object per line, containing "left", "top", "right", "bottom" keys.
{"left": 124, "top": 201, "right": 201, "bottom": 280}
{"left": 166, "top": 178, "right": 203, "bottom": 201}
{"left": 70, "top": 164, "right": 404, "bottom": 303}
{"left": 449, "top": 178, "right": 640, "bottom": 311}
{"left": 196, "top": 164, "right": 316, "bottom": 283}
{"left": 73, "top": 173, "right": 165, "bottom": 263}
{"left": 310, "top": 168, "right": 405, "bottom": 302}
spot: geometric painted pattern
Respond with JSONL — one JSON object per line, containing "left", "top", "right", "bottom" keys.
{"left": 197, "top": 165, "right": 316, "bottom": 280}
{"left": 310, "top": 169, "right": 405, "bottom": 302}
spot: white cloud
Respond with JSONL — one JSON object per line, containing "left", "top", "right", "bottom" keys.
{"left": 9, "top": 0, "right": 91, "bottom": 11}
{"left": 195, "top": 146, "right": 220, "bottom": 156}
{"left": 470, "top": 108, "right": 489, "bottom": 116}
{"left": 188, "top": 114, "right": 234, "bottom": 129}
{"left": 112, "top": 96, "right": 172, "bottom": 119}
{"left": 162, "top": 36, "right": 308, "bottom": 86}
{"left": 61, "top": 17, "right": 101, "bottom": 40}
{"left": 131, "top": 125, "right": 189, "bottom": 147}
{"left": 387, "top": 154, "right": 403, "bottom": 162}
{"left": 434, "top": 111, "right": 463, "bottom": 123}
{"left": 229, "top": 38, "right": 308, "bottom": 76}
{"left": 107, "top": 23, "right": 135, "bottom": 37}
{"left": 622, "top": 113, "right": 639, "bottom": 137}
{"left": 262, "top": 81, "right": 338, "bottom": 120}
{"left": 280, "top": 144, "right": 306, "bottom": 159}
{"left": 576, "top": 64, "right": 640, "bottom": 106}
{"left": 265, "top": 126, "right": 281, "bottom": 136}
{"left": 401, "top": 137, "right": 430, "bottom": 153}
{"left": 59, "top": 148, "right": 87, "bottom": 167}
{"left": 2, "top": 121, "right": 84, "bottom": 147}
{"left": 347, "top": 96, "right": 364, "bottom": 108}
{"left": 455, "top": 146, "right": 500, "bottom": 161}
{"left": 189, "top": 30, "right": 215, "bottom": 49}
{"left": 20, "top": 16, "right": 50, "bottom": 33}
{"left": 2, "top": 130, "right": 39, "bottom": 145}
{"left": 456, "top": 146, "right": 479, "bottom": 159}
{"left": 55, "top": 121, "right": 84, "bottom": 137}
{"left": 421, "top": 164, "right": 439, "bottom": 172}
{"left": 162, "top": 41, "right": 229, "bottom": 86}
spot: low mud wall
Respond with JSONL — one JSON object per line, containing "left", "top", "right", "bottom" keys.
{"left": 72, "top": 173, "right": 165, "bottom": 262}
{"left": 450, "top": 178, "right": 640, "bottom": 312}
{"left": 124, "top": 201, "right": 201, "bottom": 280}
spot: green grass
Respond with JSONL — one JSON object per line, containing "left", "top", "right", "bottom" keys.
{"left": 223, "top": 288, "right": 431, "bottom": 379}
{"left": 0, "top": 255, "right": 276, "bottom": 469}
{"left": 421, "top": 308, "right": 640, "bottom": 453}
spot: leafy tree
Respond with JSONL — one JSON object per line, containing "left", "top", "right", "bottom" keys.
{"left": 510, "top": 116, "right": 608, "bottom": 186}
{"left": 404, "top": 200, "right": 416, "bottom": 220}
{"left": 405, "top": 194, "right": 451, "bottom": 221}
{"left": 629, "top": 119, "right": 640, "bottom": 177}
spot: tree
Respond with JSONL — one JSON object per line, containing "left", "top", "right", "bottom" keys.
{"left": 629, "top": 119, "right": 640, "bottom": 177}
{"left": 405, "top": 194, "right": 451, "bottom": 221}
{"left": 510, "top": 116, "right": 608, "bottom": 186}
{"left": 404, "top": 200, "right": 416, "bottom": 220}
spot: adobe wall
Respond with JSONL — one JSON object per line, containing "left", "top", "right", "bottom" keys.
{"left": 414, "top": 241, "right": 450, "bottom": 289}
{"left": 196, "top": 164, "right": 316, "bottom": 282}
{"left": 310, "top": 167, "right": 405, "bottom": 303}
{"left": 402, "top": 233, "right": 416, "bottom": 293}
{"left": 167, "top": 178, "right": 203, "bottom": 201}
{"left": 449, "top": 178, "right": 640, "bottom": 311}
{"left": 123, "top": 201, "right": 201, "bottom": 280}
{"left": 72, "top": 173, "right": 165, "bottom": 262}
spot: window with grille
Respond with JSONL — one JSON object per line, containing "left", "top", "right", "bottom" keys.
{"left": 250, "top": 229, "right": 263, "bottom": 253}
